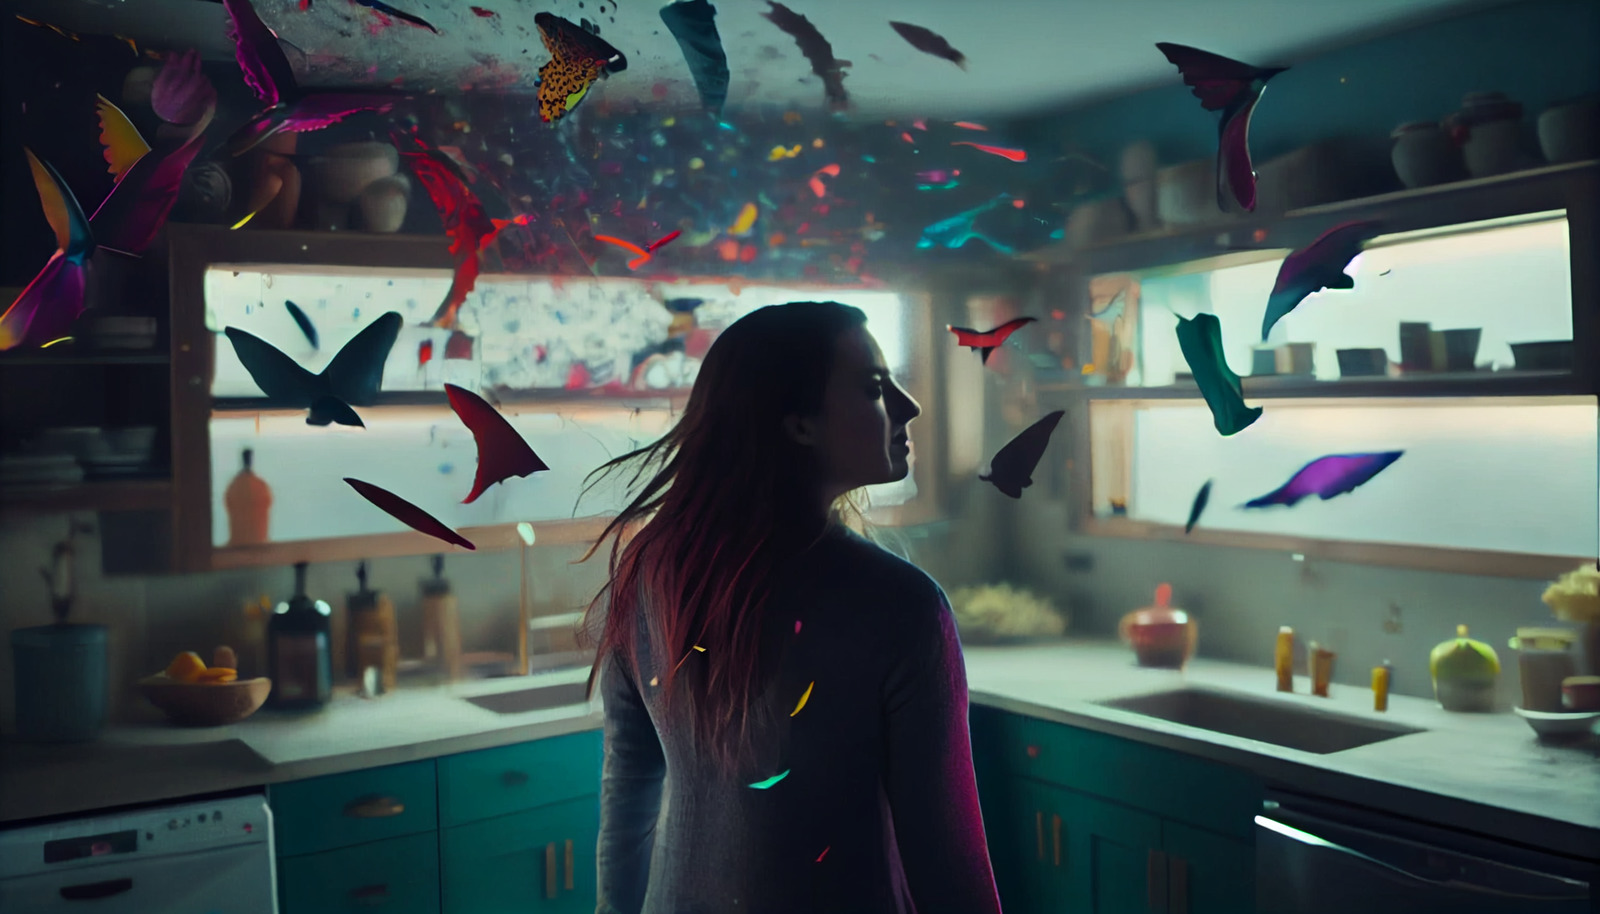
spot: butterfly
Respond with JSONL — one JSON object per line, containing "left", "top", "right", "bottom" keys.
{"left": 888, "top": 21, "right": 966, "bottom": 70}
{"left": 980, "top": 410, "right": 1065, "bottom": 498}
{"left": 92, "top": 96, "right": 209, "bottom": 255}
{"left": 1261, "top": 221, "right": 1384, "bottom": 341}
{"left": 659, "top": 0, "right": 729, "bottom": 115}
{"left": 396, "top": 136, "right": 528, "bottom": 328}
{"left": 1242, "top": 452, "right": 1403, "bottom": 509}
{"left": 1175, "top": 312, "right": 1261, "bottom": 436}
{"left": 534, "top": 12, "right": 627, "bottom": 124}
{"left": 763, "top": 1, "right": 849, "bottom": 112}
{"left": 222, "top": 0, "right": 404, "bottom": 155}
{"left": 223, "top": 311, "right": 401, "bottom": 427}
{"left": 345, "top": 478, "right": 475, "bottom": 550}
{"left": 284, "top": 300, "right": 318, "bottom": 349}
{"left": 593, "top": 230, "right": 681, "bottom": 270}
{"left": 947, "top": 317, "right": 1036, "bottom": 365}
{"left": 1156, "top": 42, "right": 1287, "bottom": 212}
{"left": 445, "top": 384, "right": 550, "bottom": 503}
{"left": 1185, "top": 479, "right": 1212, "bottom": 534}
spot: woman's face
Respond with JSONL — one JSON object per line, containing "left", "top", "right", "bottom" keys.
{"left": 788, "top": 325, "right": 922, "bottom": 501}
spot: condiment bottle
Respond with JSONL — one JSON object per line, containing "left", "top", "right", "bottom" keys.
{"left": 1310, "top": 642, "right": 1336, "bottom": 697}
{"left": 1372, "top": 661, "right": 1392, "bottom": 712}
{"left": 420, "top": 555, "right": 463, "bottom": 681}
{"left": 1275, "top": 626, "right": 1295, "bottom": 692}
{"left": 266, "top": 561, "right": 332, "bottom": 710}
{"left": 224, "top": 448, "right": 272, "bottom": 547}
{"left": 347, "top": 561, "right": 398, "bottom": 694}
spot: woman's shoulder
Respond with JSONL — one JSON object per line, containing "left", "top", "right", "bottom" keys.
{"left": 818, "top": 526, "right": 947, "bottom": 610}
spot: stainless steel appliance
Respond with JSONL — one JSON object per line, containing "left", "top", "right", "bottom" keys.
{"left": 1257, "top": 788, "right": 1592, "bottom": 914}
{"left": 0, "top": 792, "right": 277, "bottom": 913}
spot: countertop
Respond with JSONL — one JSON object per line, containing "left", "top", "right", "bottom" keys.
{"left": 2, "top": 642, "right": 1597, "bottom": 862}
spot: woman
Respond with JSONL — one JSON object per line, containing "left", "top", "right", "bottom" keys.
{"left": 578, "top": 301, "right": 1002, "bottom": 914}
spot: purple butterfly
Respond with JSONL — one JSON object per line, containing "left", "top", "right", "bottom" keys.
{"left": 93, "top": 96, "right": 209, "bottom": 256}
{"left": 0, "top": 152, "right": 94, "bottom": 350}
{"left": 1157, "top": 42, "right": 1287, "bottom": 213}
{"left": 222, "top": 0, "right": 404, "bottom": 155}
{"left": 1261, "top": 221, "right": 1384, "bottom": 341}
{"left": 1242, "top": 452, "right": 1403, "bottom": 509}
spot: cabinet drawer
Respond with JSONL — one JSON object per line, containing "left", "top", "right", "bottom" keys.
{"left": 441, "top": 795, "right": 599, "bottom": 914}
{"left": 278, "top": 830, "right": 440, "bottom": 914}
{"left": 438, "top": 729, "right": 602, "bottom": 828}
{"left": 971, "top": 706, "right": 1261, "bottom": 840}
{"left": 270, "top": 760, "right": 439, "bottom": 857}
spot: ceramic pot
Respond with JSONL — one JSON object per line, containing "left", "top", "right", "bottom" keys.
{"left": 1156, "top": 158, "right": 1215, "bottom": 226}
{"left": 1448, "top": 92, "right": 1525, "bottom": 178}
{"left": 1120, "top": 141, "right": 1160, "bottom": 231}
{"left": 1119, "top": 605, "right": 1198, "bottom": 669}
{"left": 1064, "top": 197, "right": 1131, "bottom": 249}
{"left": 359, "top": 175, "right": 411, "bottom": 233}
{"left": 1390, "top": 121, "right": 1465, "bottom": 188}
{"left": 1538, "top": 95, "right": 1600, "bottom": 164}
{"left": 311, "top": 142, "right": 399, "bottom": 205}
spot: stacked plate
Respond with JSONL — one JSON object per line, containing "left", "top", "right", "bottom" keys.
{"left": 0, "top": 453, "right": 84, "bottom": 490}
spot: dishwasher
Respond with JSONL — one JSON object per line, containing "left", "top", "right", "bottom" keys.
{"left": 0, "top": 791, "right": 278, "bottom": 913}
{"left": 1256, "top": 787, "right": 1594, "bottom": 914}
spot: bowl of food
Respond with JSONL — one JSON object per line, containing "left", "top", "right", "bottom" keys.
{"left": 138, "top": 647, "right": 269, "bottom": 726}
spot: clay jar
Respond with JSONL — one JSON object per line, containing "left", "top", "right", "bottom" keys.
{"left": 1390, "top": 121, "right": 1466, "bottom": 188}
{"left": 1538, "top": 94, "right": 1600, "bottom": 164}
{"left": 1446, "top": 92, "right": 1525, "bottom": 178}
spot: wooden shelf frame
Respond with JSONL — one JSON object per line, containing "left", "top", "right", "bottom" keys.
{"left": 1045, "top": 161, "right": 1600, "bottom": 579}
{"left": 168, "top": 226, "right": 948, "bottom": 571}
{"left": 0, "top": 479, "right": 173, "bottom": 515}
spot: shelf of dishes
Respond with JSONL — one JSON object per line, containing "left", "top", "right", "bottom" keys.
{"left": 0, "top": 426, "right": 166, "bottom": 495}
{"left": 0, "top": 478, "right": 173, "bottom": 514}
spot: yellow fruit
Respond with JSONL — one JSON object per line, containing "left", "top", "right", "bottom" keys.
{"left": 213, "top": 646, "right": 238, "bottom": 670}
{"left": 195, "top": 667, "right": 238, "bottom": 684}
{"left": 165, "top": 651, "right": 207, "bottom": 682}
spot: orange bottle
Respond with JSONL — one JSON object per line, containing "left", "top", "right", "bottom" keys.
{"left": 225, "top": 449, "right": 273, "bottom": 546}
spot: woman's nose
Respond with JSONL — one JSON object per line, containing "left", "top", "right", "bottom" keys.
{"left": 889, "top": 384, "right": 921, "bottom": 423}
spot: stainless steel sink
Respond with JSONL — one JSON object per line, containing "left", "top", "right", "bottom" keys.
{"left": 464, "top": 680, "right": 593, "bottom": 715}
{"left": 1096, "top": 688, "right": 1423, "bottom": 754}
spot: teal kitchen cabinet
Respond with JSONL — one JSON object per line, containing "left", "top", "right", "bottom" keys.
{"left": 1160, "top": 819, "right": 1254, "bottom": 914}
{"left": 277, "top": 830, "right": 441, "bottom": 914}
{"left": 438, "top": 729, "right": 602, "bottom": 828}
{"left": 270, "top": 759, "right": 439, "bottom": 858}
{"left": 970, "top": 706, "right": 1260, "bottom": 914}
{"left": 440, "top": 795, "right": 600, "bottom": 914}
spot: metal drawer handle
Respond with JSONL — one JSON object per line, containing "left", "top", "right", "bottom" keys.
{"left": 501, "top": 770, "right": 530, "bottom": 787}
{"left": 350, "top": 883, "right": 390, "bottom": 905}
{"left": 343, "top": 795, "right": 405, "bottom": 818}
{"left": 1034, "top": 810, "right": 1044, "bottom": 861}
{"left": 545, "top": 842, "right": 558, "bottom": 899}
{"left": 564, "top": 838, "right": 574, "bottom": 891}
{"left": 1051, "top": 814, "right": 1062, "bottom": 868}
{"left": 1146, "top": 848, "right": 1168, "bottom": 913}
{"left": 1255, "top": 815, "right": 1590, "bottom": 900}
{"left": 60, "top": 877, "right": 133, "bottom": 901}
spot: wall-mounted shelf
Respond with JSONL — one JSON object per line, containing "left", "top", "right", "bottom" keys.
{"left": 211, "top": 389, "right": 691, "bottom": 414}
{"left": 1045, "top": 369, "right": 1580, "bottom": 400}
{"left": 0, "top": 352, "right": 170, "bottom": 367}
{"left": 0, "top": 479, "right": 173, "bottom": 515}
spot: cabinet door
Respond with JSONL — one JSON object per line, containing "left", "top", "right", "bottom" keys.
{"left": 1066, "top": 792, "right": 1162, "bottom": 914}
{"left": 441, "top": 795, "right": 599, "bottom": 914}
{"left": 278, "top": 831, "right": 440, "bottom": 914}
{"left": 1003, "top": 779, "right": 1075, "bottom": 914}
{"left": 1162, "top": 820, "right": 1254, "bottom": 914}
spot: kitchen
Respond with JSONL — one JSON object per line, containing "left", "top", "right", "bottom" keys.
{"left": 2, "top": 0, "right": 1598, "bottom": 912}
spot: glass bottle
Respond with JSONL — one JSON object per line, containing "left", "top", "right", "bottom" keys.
{"left": 266, "top": 561, "right": 332, "bottom": 710}
{"left": 225, "top": 448, "right": 273, "bottom": 547}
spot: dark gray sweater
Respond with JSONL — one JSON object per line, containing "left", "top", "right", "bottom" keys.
{"left": 596, "top": 525, "right": 1003, "bottom": 914}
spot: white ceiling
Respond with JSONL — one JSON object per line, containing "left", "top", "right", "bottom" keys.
{"left": 17, "top": 0, "right": 1513, "bottom": 118}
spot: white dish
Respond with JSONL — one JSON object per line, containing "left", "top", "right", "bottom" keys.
{"left": 1513, "top": 706, "right": 1600, "bottom": 739}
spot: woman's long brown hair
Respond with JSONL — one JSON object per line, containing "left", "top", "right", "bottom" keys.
{"left": 577, "top": 301, "right": 870, "bottom": 779}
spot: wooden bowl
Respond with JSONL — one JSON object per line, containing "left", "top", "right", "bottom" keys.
{"left": 137, "top": 675, "right": 271, "bottom": 726}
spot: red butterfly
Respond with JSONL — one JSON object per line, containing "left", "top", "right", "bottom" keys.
{"left": 947, "top": 317, "right": 1036, "bottom": 365}
{"left": 445, "top": 384, "right": 550, "bottom": 503}
{"left": 593, "top": 230, "right": 681, "bottom": 270}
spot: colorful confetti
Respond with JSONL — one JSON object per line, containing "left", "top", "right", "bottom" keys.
{"left": 790, "top": 681, "right": 814, "bottom": 717}
{"left": 748, "top": 770, "right": 790, "bottom": 789}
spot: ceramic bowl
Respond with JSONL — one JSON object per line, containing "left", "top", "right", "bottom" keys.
{"left": 1509, "top": 341, "right": 1574, "bottom": 372}
{"left": 1119, "top": 609, "right": 1198, "bottom": 669}
{"left": 1538, "top": 95, "right": 1600, "bottom": 164}
{"left": 1336, "top": 348, "right": 1388, "bottom": 377}
{"left": 1513, "top": 706, "right": 1600, "bottom": 741}
{"left": 138, "top": 675, "right": 270, "bottom": 726}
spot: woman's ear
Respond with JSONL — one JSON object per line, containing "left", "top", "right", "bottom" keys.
{"left": 783, "top": 414, "right": 817, "bottom": 447}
